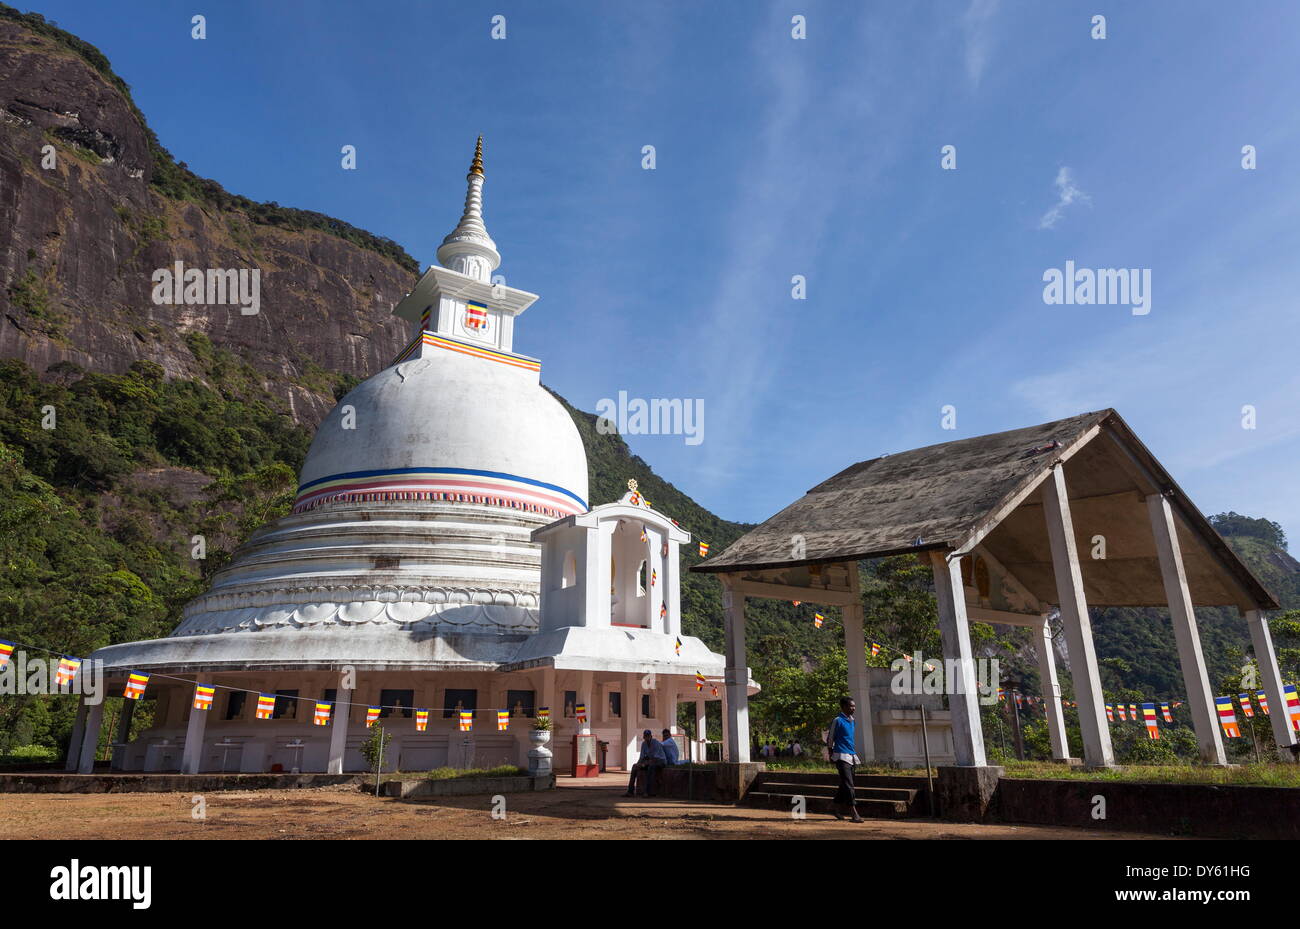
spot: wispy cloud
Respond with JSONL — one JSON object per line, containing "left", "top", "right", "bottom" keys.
{"left": 1038, "top": 166, "right": 1090, "bottom": 229}
{"left": 962, "top": 0, "right": 1001, "bottom": 88}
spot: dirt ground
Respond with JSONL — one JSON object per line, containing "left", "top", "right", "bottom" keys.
{"left": 0, "top": 773, "right": 1180, "bottom": 840}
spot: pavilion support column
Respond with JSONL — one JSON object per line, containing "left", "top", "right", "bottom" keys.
{"left": 695, "top": 698, "right": 707, "bottom": 761}
{"left": 77, "top": 698, "right": 106, "bottom": 775}
{"left": 1036, "top": 616, "right": 1071, "bottom": 761}
{"left": 1245, "top": 609, "right": 1296, "bottom": 759}
{"left": 327, "top": 673, "right": 353, "bottom": 774}
{"left": 930, "top": 552, "right": 987, "bottom": 766}
{"left": 1147, "top": 493, "right": 1227, "bottom": 765}
{"left": 721, "top": 576, "right": 751, "bottom": 764}
{"left": 65, "top": 699, "right": 89, "bottom": 772}
{"left": 841, "top": 587, "right": 875, "bottom": 763}
{"left": 1042, "top": 464, "right": 1115, "bottom": 768}
{"left": 620, "top": 672, "right": 637, "bottom": 770}
{"left": 116, "top": 696, "right": 136, "bottom": 747}
{"left": 540, "top": 667, "right": 557, "bottom": 723}
{"left": 578, "top": 670, "right": 593, "bottom": 734}
{"left": 180, "top": 674, "right": 210, "bottom": 774}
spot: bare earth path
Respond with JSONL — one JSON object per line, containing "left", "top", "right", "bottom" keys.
{"left": 0, "top": 773, "right": 1179, "bottom": 840}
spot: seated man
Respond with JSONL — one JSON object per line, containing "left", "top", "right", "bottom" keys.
{"left": 661, "top": 729, "right": 680, "bottom": 766}
{"left": 624, "top": 729, "right": 667, "bottom": 797}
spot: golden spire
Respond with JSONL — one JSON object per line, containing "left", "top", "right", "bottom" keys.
{"left": 469, "top": 135, "right": 484, "bottom": 177}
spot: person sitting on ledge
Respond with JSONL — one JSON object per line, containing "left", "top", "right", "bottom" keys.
{"left": 661, "top": 729, "right": 680, "bottom": 766}
{"left": 624, "top": 729, "right": 666, "bottom": 797}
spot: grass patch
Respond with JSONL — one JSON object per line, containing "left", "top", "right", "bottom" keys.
{"left": 999, "top": 760, "right": 1300, "bottom": 787}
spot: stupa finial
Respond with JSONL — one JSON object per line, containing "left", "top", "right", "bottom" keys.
{"left": 469, "top": 135, "right": 484, "bottom": 177}
{"left": 438, "top": 136, "right": 499, "bottom": 280}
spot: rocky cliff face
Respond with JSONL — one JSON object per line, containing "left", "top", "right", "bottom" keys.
{"left": 0, "top": 15, "right": 416, "bottom": 425}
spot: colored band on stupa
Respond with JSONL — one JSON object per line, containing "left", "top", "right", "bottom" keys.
{"left": 293, "top": 466, "right": 587, "bottom": 516}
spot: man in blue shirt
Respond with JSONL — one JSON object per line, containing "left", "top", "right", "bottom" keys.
{"left": 624, "top": 729, "right": 666, "bottom": 797}
{"left": 828, "top": 697, "right": 864, "bottom": 822}
{"left": 660, "top": 729, "right": 680, "bottom": 766}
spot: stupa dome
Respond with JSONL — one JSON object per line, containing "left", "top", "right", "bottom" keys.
{"left": 295, "top": 348, "right": 588, "bottom": 520}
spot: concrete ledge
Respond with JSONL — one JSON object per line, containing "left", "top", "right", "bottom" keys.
{"left": 657, "top": 765, "right": 719, "bottom": 801}
{"left": 381, "top": 774, "right": 554, "bottom": 799}
{"left": 936, "top": 765, "right": 1003, "bottom": 821}
{"left": 0, "top": 773, "right": 362, "bottom": 794}
{"left": 712, "top": 762, "right": 766, "bottom": 802}
{"left": 995, "top": 777, "right": 1300, "bottom": 839}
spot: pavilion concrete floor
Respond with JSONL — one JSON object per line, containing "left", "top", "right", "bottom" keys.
{"left": 0, "top": 772, "right": 1185, "bottom": 840}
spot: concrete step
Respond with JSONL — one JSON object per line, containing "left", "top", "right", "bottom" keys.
{"left": 743, "top": 790, "right": 911, "bottom": 818}
{"left": 754, "top": 780, "right": 917, "bottom": 803}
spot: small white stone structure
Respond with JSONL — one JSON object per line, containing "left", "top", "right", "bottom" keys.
{"left": 79, "top": 140, "right": 745, "bottom": 776}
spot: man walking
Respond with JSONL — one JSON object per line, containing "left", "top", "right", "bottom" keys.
{"left": 828, "top": 697, "right": 863, "bottom": 822}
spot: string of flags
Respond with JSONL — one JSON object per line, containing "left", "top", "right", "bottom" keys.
{"left": 798, "top": 606, "right": 937, "bottom": 671}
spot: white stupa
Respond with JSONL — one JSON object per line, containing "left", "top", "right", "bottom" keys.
{"left": 80, "top": 139, "right": 746, "bottom": 778}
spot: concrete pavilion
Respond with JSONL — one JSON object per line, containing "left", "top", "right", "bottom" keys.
{"left": 694, "top": 409, "right": 1292, "bottom": 768}
{"left": 74, "top": 140, "right": 744, "bottom": 777}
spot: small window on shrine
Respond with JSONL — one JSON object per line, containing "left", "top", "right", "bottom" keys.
{"left": 443, "top": 688, "right": 477, "bottom": 719}
{"left": 637, "top": 560, "right": 647, "bottom": 596}
{"left": 563, "top": 691, "right": 577, "bottom": 717}
{"left": 506, "top": 690, "right": 536, "bottom": 717}
{"left": 380, "top": 689, "right": 414, "bottom": 718}
{"left": 641, "top": 693, "right": 653, "bottom": 719}
{"left": 225, "top": 691, "right": 247, "bottom": 720}
{"left": 561, "top": 551, "right": 577, "bottom": 589}
{"left": 324, "top": 689, "right": 337, "bottom": 703}
{"left": 273, "top": 690, "right": 299, "bottom": 719}
{"left": 609, "top": 691, "right": 622, "bottom": 719}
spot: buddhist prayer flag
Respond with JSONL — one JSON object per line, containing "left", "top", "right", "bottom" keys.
{"left": 674, "top": 636, "right": 682, "bottom": 655}
{"left": 998, "top": 688, "right": 1006, "bottom": 702}
{"left": 1117, "top": 704, "right": 1127, "bottom": 721}
{"left": 576, "top": 703, "right": 587, "bottom": 724}
{"left": 651, "top": 569, "right": 657, "bottom": 586}
{"left": 661, "top": 603, "right": 668, "bottom": 621}
{"left": 123, "top": 673, "right": 149, "bottom": 701}
{"left": 459, "top": 710, "right": 473, "bottom": 732}
{"left": 1215, "top": 696, "right": 1240, "bottom": 738}
{"left": 1161, "top": 702, "right": 1174, "bottom": 723}
{"left": 314, "top": 702, "right": 332, "bottom": 726}
{"left": 256, "top": 693, "right": 276, "bottom": 720}
{"left": 1285, "top": 684, "right": 1300, "bottom": 731}
{"left": 0, "top": 640, "right": 13, "bottom": 668}
{"left": 698, "top": 542, "right": 709, "bottom": 557}
{"left": 537, "top": 707, "right": 550, "bottom": 723}
{"left": 497, "top": 711, "right": 509, "bottom": 731}
{"left": 193, "top": 685, "right": 215, "bottom": 711}
{"left": 1238, "top": 693, "right": 1255, "bottom": 718}
{"left": 640, "top": 528, "right": 647, "bottom": 543}
{"left": 415, "top": 709, "right": 429, "bottom": 731}
{"left": 793, "top": 600, "right": 801, "bottom": 607}
{"left": 1141, "top": 703, "right": 1159, "bottom": 740}
{"left": 871, "top": 643, "right": 880, "bottom": 657}
{"left": 695, "top": 672, "right": 706, "bottom": 692}
{"left": 813, "top": 613, "right": 824, "bottom": 628}
{"left": 465, "top": 301, "right": 488, "bottom": 329}
{"left": 1256, "top": 691, "right": 1270, "bottom": 715}
{"left": 711, "top": 686, "right": 719, "bottom": 697}
{"left": 1014, "top": 693, "right": 1023, "bottom": 708}
{"left": 55, "top": 656, "right": 81, "bottom": 687}
{"left": 365, "top": 706, "right": 380, "bottom": 728}
{"left": 1129, "top": 703, "right": 1138, "bottom": 720}
{"left": 1105, "top": 704, "right": 1114, "bottom": 722}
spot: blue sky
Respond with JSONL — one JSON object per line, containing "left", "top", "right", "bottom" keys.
{"left": 29, "top": 0, "right": 1300, "bottom": 543}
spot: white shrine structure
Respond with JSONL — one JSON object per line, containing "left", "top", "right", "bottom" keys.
{"left": 77, "top": 139, "right": 747, "bottom": 776}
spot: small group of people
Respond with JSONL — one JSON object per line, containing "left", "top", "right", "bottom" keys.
{"left": 624, "top": 728, "right": 683, "bottom": 797}
{"left": 755, "top": 739, "right": 804, "bottom": 758}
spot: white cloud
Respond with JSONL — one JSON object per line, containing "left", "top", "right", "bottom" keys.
{"left": 963, "top": 0, "right": 1001, "bottom": 88}
{"left": 1038, "top": 166, "right": 1090, "bottom": 229}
